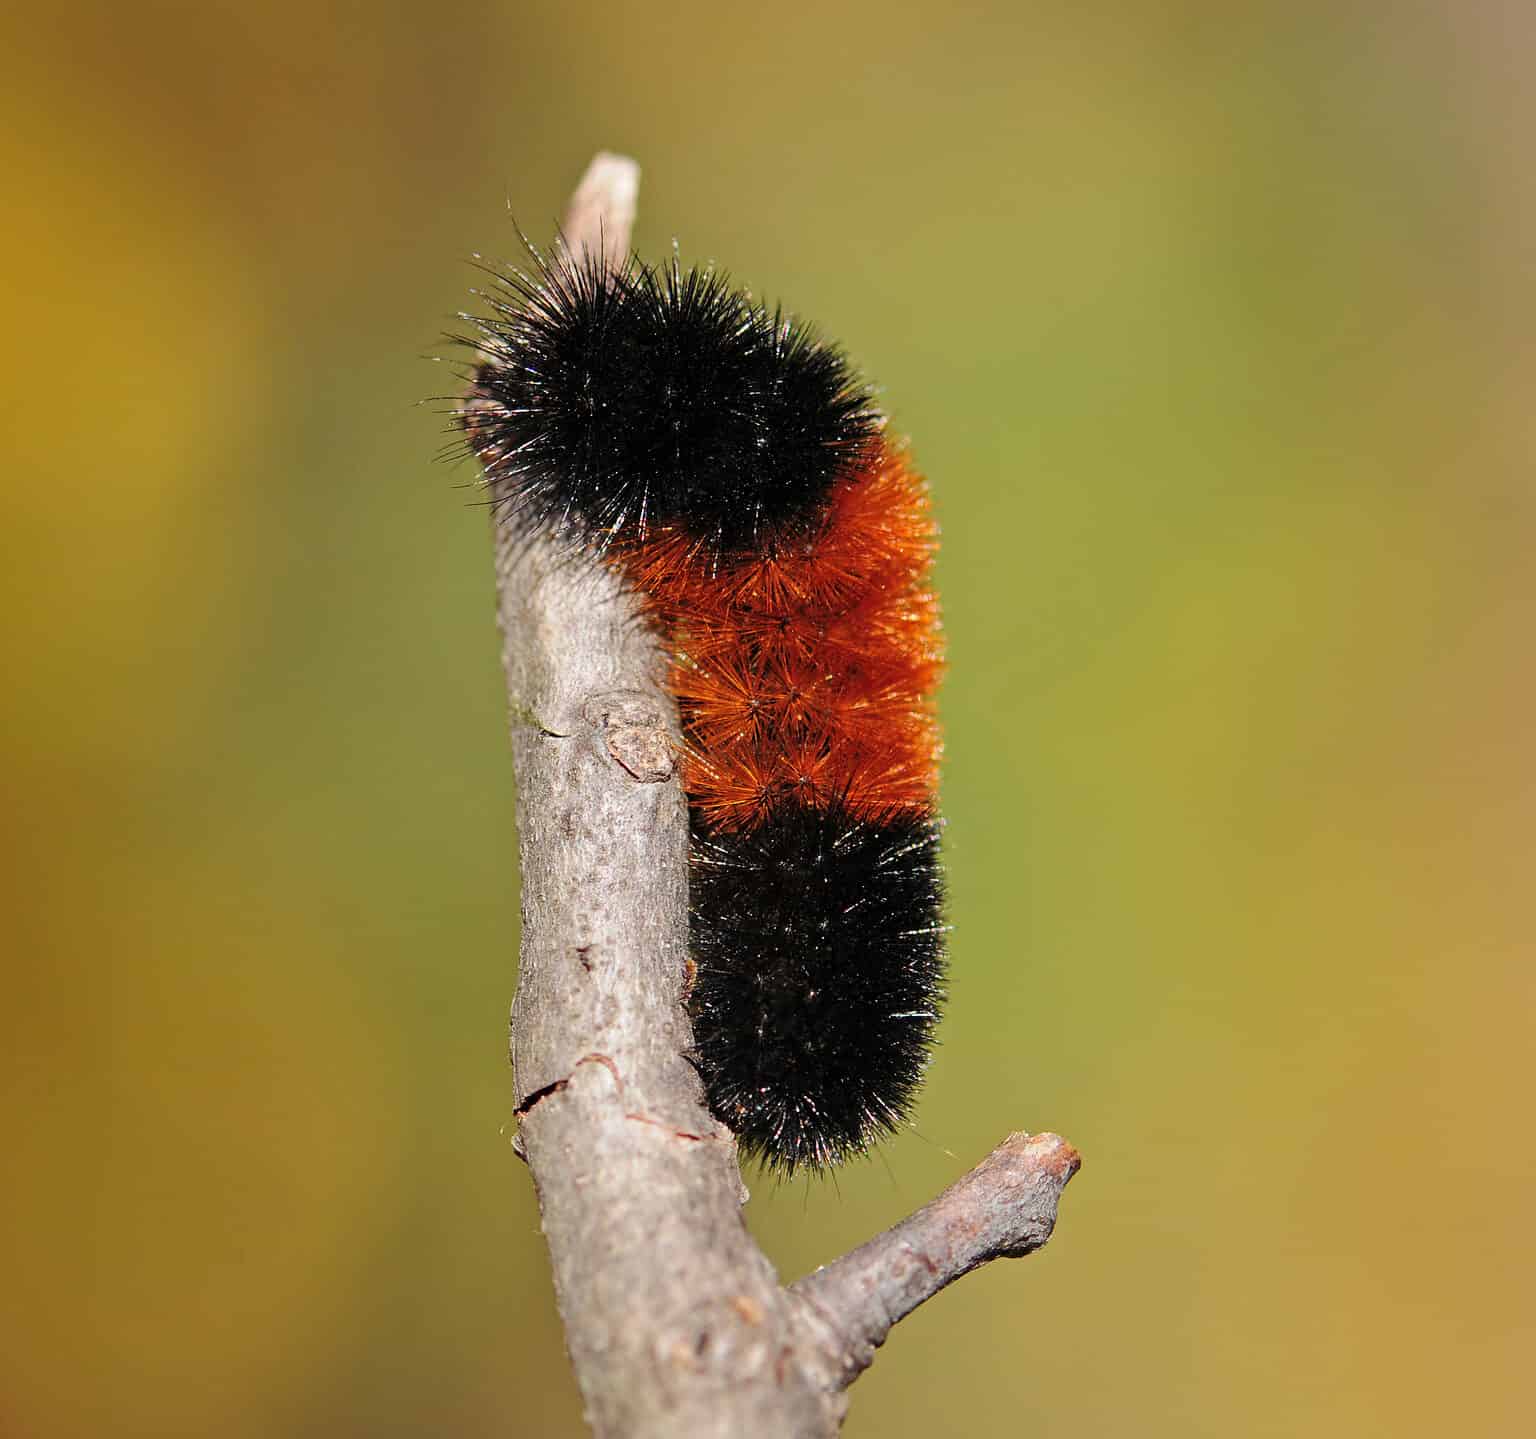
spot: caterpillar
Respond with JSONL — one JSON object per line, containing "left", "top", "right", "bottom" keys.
{"left": 459, "top": 245, "right": 946, "bottom": 1174}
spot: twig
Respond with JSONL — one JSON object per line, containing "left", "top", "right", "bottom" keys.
{"left": 479, "top": 152, "right": 1080, "bottom": 1438}
{"left": 789, "top": 1132, "right": 1081, "bottom": 1389}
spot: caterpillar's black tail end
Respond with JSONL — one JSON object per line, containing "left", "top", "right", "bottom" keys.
{"left": 687, "top": 800, "right": 946, "bottom": 1175}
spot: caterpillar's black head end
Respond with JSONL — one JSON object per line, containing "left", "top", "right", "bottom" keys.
{"left": 460, "top": 252, "right": 881, "bottom": 562}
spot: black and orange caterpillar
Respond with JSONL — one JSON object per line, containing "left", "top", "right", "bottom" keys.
{"left": 460, "top": 248, "right": 945, "bottom": 1173}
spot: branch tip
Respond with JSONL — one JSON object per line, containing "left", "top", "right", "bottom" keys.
{"left": 560, "top": 152, "right": 640, "bottom": 270}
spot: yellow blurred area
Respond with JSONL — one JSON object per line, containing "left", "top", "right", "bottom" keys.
{"left": 2, "top": 2, "right": 1531, "bottom": 1434}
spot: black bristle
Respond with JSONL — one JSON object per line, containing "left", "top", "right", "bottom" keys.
{"left": 688, "top": 800, "right": 946, "bottom": 1174}
{"left": 462, "top": 250, "right": 879, "bottom": 558}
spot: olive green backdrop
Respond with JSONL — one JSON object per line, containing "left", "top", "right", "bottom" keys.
{"left": 3, "top": 2, "right": 1530, "bottom": 1434}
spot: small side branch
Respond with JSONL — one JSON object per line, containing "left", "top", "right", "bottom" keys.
{"left": 479, "top": 153, "right": 1081, "bottom": 1439}
{"left": 790, "top": 1133, "right": 1081, "bottom": 1388}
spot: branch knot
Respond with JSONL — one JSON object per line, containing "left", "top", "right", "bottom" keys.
{"left": 583, "top": 689, "right": 676, "bottom": 783}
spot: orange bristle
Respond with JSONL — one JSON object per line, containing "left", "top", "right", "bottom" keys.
{"left": 613, "top": 442, "right": 942, "bottom": 830}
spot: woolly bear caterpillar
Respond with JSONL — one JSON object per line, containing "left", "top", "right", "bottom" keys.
{"left": 458, "top": 240, "right": 945, "bottom": 1174}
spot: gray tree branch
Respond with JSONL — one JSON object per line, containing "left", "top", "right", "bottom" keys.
{"left": 476, "top": 152, "right": 1079, "bottom": 1438}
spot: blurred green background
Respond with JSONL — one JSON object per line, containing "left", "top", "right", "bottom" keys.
{"left": 3, "top": 2, "right": 1531, "bottom": 1434}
